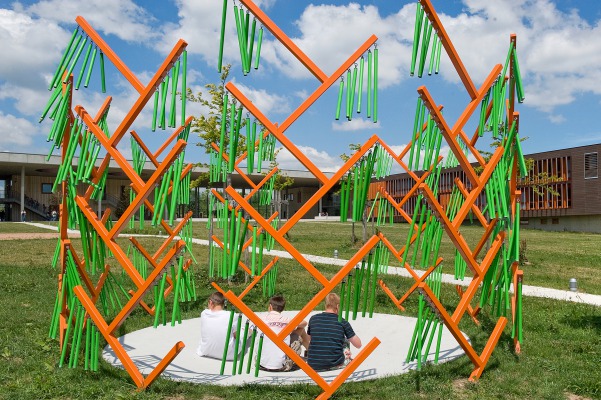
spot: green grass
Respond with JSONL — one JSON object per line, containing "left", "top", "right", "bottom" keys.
{"left": 187, "top": 220, "right": 601, "bottom": 294}
{"left": 0, "top": 221, "right": 58, "bottom": 233}
{"left": 0, "top": 222, "right": 600, "bottom": 399}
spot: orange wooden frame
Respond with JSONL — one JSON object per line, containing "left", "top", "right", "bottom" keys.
{"left": 54, "top": 16, "right": 195, "bottom": 390}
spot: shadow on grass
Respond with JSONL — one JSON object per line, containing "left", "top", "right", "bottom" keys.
{"left": 560, "top": 314, "right": 601, "bottom": 332}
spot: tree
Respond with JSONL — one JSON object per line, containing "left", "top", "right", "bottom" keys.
{"left": 339, "top": 143, "right": 369, "bottom": 244}
{"left": 186, "top": 64, "right": 246, "bottom": 189}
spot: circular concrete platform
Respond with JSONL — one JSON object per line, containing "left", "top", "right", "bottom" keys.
{"left": 102, "top": 311, "right": 469, "bottom": 386}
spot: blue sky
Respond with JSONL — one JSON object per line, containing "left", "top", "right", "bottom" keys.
{"left": 2, "top": 0, "right": 601, "bottom": 173}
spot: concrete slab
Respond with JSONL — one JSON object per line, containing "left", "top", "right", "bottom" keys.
{"left": 102, "top": 312, "right": 469, "bottom": 386}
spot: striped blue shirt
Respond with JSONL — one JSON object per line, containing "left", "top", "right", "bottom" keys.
{"left": 307, "top": 312, "right": 355, "bottom": 370}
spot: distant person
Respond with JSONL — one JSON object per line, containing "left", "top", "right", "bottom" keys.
{"left": 307, "top": 293, "right": 362, "bottom": 371}
{"left": 0, "top": 210, "right": 5, "bottom": 221}
{"left": 260, "top": 295, "right": 309, "bottom": 372}
{"left": 21, "top": 210, "right": 26, "bottom": 222}
{"left": 51, "top": 210, "right": 57, "bottom": 221}
{"left": 197, "top": 292, "right": 238, "bottom": 360}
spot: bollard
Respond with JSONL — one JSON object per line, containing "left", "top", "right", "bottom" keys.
{"left": 569, "top": 278, "right": 577, "bottom": 292}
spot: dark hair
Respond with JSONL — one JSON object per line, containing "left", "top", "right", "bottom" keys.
{"left": 269, "top": 295, "right": 286, "bottom": 312}
{"left": 208, "top": 291, "right": 225, "bottom": 307}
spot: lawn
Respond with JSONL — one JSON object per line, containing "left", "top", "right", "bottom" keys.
{"left": 0, "top": 221, "right": 600, "bottom": 399}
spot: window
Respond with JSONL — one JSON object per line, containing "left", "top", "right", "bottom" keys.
{"left": 41, "top": 183, "right": 53, "bottom": 194}
{"left": 584, "top": 152, "right": 598, "bottom": 179}
{"left": 540, "top": 218, "right": 547, "bottom": 225}
{"left": 552, "top": 218, "right": 559, "bottom": 224}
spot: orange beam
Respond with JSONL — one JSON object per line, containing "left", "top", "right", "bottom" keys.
{"left": 279, "top": 135, "right": 380, "bottom": 234}
{"left": 238, "top": 0, "right": 327, "bottom": 82}
{"left": 278, "top": 35, "right": 378, "bottom": 133}
{"left": 417, "top": 86, "right": 479, "bottom": 186}
{"left": 418, "top": 0, "right": 478, "bottom": 98}
{"left": 76, "top": 16, "right": 144, "bottom": 93}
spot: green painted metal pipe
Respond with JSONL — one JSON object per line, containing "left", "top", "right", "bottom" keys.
{"left": 220, "top": 309, "right": 236, "bottom": 375}
{"left": 335, "top": 78, "right": 344, "bottom": 120}
{"left": 367, "top": 50, "right": 372, "bottom": 118}
{"left": 434, "top": 35, "right": 442, "bottom": 74}
{"left": 75, "top": 41, "right": 93, "bottom": 90}
{"left": 238, "top": 320, "right": 250, "bottom": 374}
{"left": 84, "top": 46, "right": 97, "bottom": 88}
{"left": 233, "top": 6, "right": 248, "bottom": 74}
{"left": 99, "top": 51, "right": 106, "bottom": 93}
{"left": 410, "top": 4, "right": 423, "bottom": 76}
{"left": 373, "top": 47, "right": 378, "bottom": 123}
{"left": 418, "top": 22, "right": 432, "bottom": 78}
{"left": 247, "top": 17, "right": 257, "bottom": 74}
{"left": 54, "top": 33, "right": 83, "bottom": 88}
{"left": 218, "top": 94, "right": 228, "bottom": 176}
{"left": 181, "top": 50, "right": 187, "bottom": 126}
{"left": 217, "top": 0, "right": 228, "bottom": 72}
{"left": 232, "top": 313, "right": 243, "bottom": 375}
{"left": 246, "top": 327, "right": 257, "bottom": 374}
{"left": 254, "top": 334, "right": 264, "bottom": 377}
{"left": 49, "top": 28, "right": 79, "bottom": 90}
{"left": 357, "top": 56, "right": 365, "bottom": 113}
{"left": 169, "top": 60, "right": 180, "bottom": 128}
{"left": 254, "top": 27, "right": 263, "bottom": 69}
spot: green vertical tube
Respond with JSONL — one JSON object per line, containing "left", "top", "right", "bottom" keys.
{"left": 344, "top": 273, "right": 353, "bottom": 320}
{"left": 349, "top": 64, "right": 358, "bottom": 120}
{"left": 232, "top": 313, "right": 243, "bottom": 375}
{"left": 220, "top": 309, "right": 235, "bottom": 375}
{"left": 49, "top": 28, "right": 79, "bottom": 89}
{"left": 169, "top": 61, "right": 180, "bottom": 128}
{"left": 418, "top": 23, "right": 433, "bottom": 78}
{"left": 83, "top": 46, "right": 98, "bottom": 88}
{"left": 362, "top": 253, "right": 372, "bottom": 316}
{"left": 62, "top": 35, "right": 87, "bottom": 84}
{"left": 339, "top": 279, "right": 346, "bottom": 322}
{"left": 254, "top": 334, "right": 264, "bottom": 377}
{"left": 335, "top": 78, "right": 344, "bottom": 120}
{"left": 373, "top": 47, "right": 378, "bottom": 123}
{"left": 345, "top": 69, "right": 352, "bottom": 119}
{"left": 254, "top": 27, "right": 264, "bottom": 69}
{"left": 369, "top": 252, "right": 379, "bottom": 317}
{"left": 218, "top": 95, "right": 228, "bottom": 177}
{"left": 217, "top": 0, "right": 228, "bottom": 72}
{"left": 181, "top": 50, "right": 187, "bottom": 126}
{"left": 367, "top": 50, "right": 372, "bottom": 118}
{"left": 59, "top": 302, "right": 77, "bottom": 367}
{"left": 410, "top": 4, "right": 423, "bottom": 76}
{"left": 357, "top": 56, "right": 365, "bottom": 113}
{"left": 233, "top": 6, "right": 247, "bottom": 74}
{"left": 247, "top": 18, "right": 257, "bottom": 73}
{"left": 75, "top": 41, "right": 93, "bottom": 90}
{"left": 246, "top": 327, "right": 257, "bottom": 374}
{"left": 99, "top": 51, "right": 106, "bottom": 93}
{"left": 238, "top": 320, "right": 250, "bottom": 374}
{"left": 428, "top": 35, "right": 438, "bottom": 75}
{"left": 434, "top": 36, "right": 443, "bottom": 74}
{"left": 251, "top": 226, "right": 257, "bottom": 276}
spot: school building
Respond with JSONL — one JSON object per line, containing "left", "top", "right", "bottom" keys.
{"left": 1, "top": 143, "right": 599, "bottom": 232}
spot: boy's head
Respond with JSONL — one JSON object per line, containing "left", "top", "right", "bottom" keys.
{"left": 208, "top": 292, "right": 225, "bottom": 309}
{"left": 269, "top": 295, "right": 286, "bottom": 312}
{"left": 325, "top": 293, "right": 340, "bottom": 311}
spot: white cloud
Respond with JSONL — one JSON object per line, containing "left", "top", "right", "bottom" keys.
{"left": 332, "top": 118, "right": 380, "bottom": 131}
{"left": 230, "top": 80, "right": 291, "bottom": 116}
{"left": 25, "top": 0, "right": 157, "bottom": 43}
{"left": 276, "top": 145, "right": 342, "bottom": 172}
{"left": 548, "top": 114, "right": 566, "bottom": 124}
{"left": 0, "top": 112, "right": 42, "bottom": 149}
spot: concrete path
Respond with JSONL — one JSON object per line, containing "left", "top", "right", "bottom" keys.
{"left": 26, "top": 222, "right": 601, "bottom": 306}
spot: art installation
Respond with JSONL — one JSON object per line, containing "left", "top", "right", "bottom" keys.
{"left": 42, "top": 0, "right": 525, "bottom": 398}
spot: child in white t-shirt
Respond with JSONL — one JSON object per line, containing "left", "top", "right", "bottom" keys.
{"left": 197, "top": 292, "right": 238, "bottom": 360}
{"left": 259, "top": 295, "right": 309, "bottom": 371}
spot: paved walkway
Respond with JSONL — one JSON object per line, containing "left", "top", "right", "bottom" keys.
{"left": 27, "top": 222, "right": 601, "bottom": 306}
